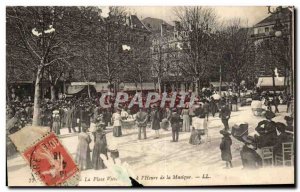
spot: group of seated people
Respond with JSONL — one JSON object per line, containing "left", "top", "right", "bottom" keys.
{"left": 234, "top": 111, "right": 294, "bottom": 169}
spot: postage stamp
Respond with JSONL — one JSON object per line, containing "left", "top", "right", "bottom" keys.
{"left": 9, "top": 127, "right": 80, "bottom": 186}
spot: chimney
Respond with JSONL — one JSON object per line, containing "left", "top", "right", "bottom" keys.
{"left": 174, "top": 21, "right": 180, "bottom": 31}
{"left": 161, "top": 23, "right": 167, "bottom": 36}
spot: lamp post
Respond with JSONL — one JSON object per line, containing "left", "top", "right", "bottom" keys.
{"left": 267, "top": 6, "right": 293, "bottom": 96}
{"left": 267, "top": 6, "right": 294, "bottom": 116}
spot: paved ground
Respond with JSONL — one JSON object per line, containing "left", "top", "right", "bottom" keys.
{"left": 7, "top": 105, "right": 294, "bottom": 186}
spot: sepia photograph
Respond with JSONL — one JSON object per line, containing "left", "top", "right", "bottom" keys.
{"left": 5, "top": 5, "right": 295, "bottom": 187}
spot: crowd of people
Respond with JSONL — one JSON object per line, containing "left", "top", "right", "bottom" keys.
{"left": 6, "top": 89, "right": 294, "bottom": 171}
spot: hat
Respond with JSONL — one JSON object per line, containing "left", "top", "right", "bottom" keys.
{"left": 219, "top": 129, "right": 231, "bottom": 136}
{"left": 284, "top": 116, "right": 293, "bottom": 122}
{"left": 265, "top": 111, "right": 275, "bottom": 119}
{"left": 276, "top": 122, "right": 287, "bottom": 133}
{"left": 242, "top": 135, "right": 255, "bottom": 144}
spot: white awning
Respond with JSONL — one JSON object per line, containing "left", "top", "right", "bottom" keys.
{"left": 67, "top": 85, "right": 85, "bottom": 94}
{"left": 94, "top": 83, "right": 110, "bottom": 92}
{"left": 210, "top": 82, "right": 230, "bottom": 87}
{"left": 123, "top": 82, "right": 156, "bottom": 91}
{"left": 71, "top": 82, "right": 96, "bottom": 86}
{"left": 257, "top": 77, "right": 285, "bottom": 87}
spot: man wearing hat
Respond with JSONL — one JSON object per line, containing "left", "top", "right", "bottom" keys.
{"left": 136, "top": 108, "right": 148, "bottom": 140}
{"left": 219, "top": 104, "right": 231, "bottom": 131}
{"left": 170, "top": 108, "right": 181, "bottom": 142}
{"left": 240, "top": 136, "right": 262, "bottom": 169}
{"left": 255, "top": 111, "right": 278, "bottom": 148}
{"left": 273, "top": 122, "right": 294, "bottom": 159}
{"left": 219, "top": 130, "right": 233, "bottom": 168}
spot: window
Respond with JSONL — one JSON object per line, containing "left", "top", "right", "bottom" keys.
{"left": 174, "top": 32, "right": 178, "bottom": 39}
{"left": 254, "top": 28, "right": 258, "bottom": 34}
{"left": 265, "top": 27, "right": 269, "bottom": 33}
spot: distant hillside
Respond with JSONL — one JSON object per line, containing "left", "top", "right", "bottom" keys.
{"left": 142, "top": 17, "right": 173, "bottom": 32}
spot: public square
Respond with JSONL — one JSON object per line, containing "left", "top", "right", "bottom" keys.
{"left": 7, "top": 105, "right": 294, "bottom": 186}
{"left": 6, "top": 6, "right": 294, "bottom": 186}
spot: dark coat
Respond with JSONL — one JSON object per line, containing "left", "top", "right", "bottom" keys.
{"left": 195, "top": 107, "right": 205, "bottom": 118}
{"left": 136, "top": 111, "right": 148, "bottom": 127}
{"left": 255, "top": 120, "right": 278, "bottom": 148}
{"left": 220, "top": 136, "right": 232, "bottom": 161}
{"left": 240, "top": 145, "right": 262, "bottom": 169}
{"left": 219, "top": 106, "right": 231, "bottom": 120}
{"left": 203, "top": 103, "right": 210, "bottom": 114}
{"left": 209, "top": 100, "right": 218, "bottom": 115}
{"left": 170, "top": 113, "right": 181, "bottom": 131}
{"left": 151, "top": 110, "right": 161, "bottom": 130}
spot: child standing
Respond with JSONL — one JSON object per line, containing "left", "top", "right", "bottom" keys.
{"left": 219, "top": 130, "right": 233, "bottom": 168}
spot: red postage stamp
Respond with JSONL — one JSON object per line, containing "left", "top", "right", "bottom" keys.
{"left": 20, "top": 131, "right": 79, "bottom": 186}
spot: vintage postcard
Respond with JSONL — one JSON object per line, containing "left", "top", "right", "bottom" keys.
{"left": 6, "top": 6, "right": 295, "bottom": 187}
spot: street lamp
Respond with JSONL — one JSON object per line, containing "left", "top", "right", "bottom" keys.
{"left": 267, "top": 6, "right": 294, "bottom": 115}
{"left": 267, "top": 6, "right": 293, "bottom": 91}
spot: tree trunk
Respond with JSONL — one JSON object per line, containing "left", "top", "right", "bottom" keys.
{"left": 50, "top": 84, "right": 56, "bottom": 101}
{"left": 219, "top": 64, "right": 222, "bottom": 95}
{"left": 139, "top": 74, "right": 143, "bottom": 93}
{"left": 32, "top": 66, "right": 43, "bottom": 126}
{"left": 158, "top": 77, "right": 162, "bottom": 95}
{"left": 87, "top": 84, "right": 91, "bottom": 98}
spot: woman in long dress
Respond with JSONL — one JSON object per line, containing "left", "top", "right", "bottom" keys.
{"left": 92, "top": 122, "right": 107, "bottom": 170}
{"left": 181, "top": 107, "right": 190, "bottom": 132}
{"left": 52, "top": 110, "right": 60, "bottom": 135}
{"left": 112, "top": 109, "right": 122, "bottom": 137}
{"left": 75, "top": 127, "right": 92, "bottom": 170}
{"left": 151, "top": 106, "right": 161, "bottom": 139}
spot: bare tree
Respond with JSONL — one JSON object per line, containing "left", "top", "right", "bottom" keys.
{"left": 6, "top": 6, "right": 101, "bottom": 125}
{"left": 173, "top": 6, "right": 218, "bottom": 95}
{"left": 221, "top": 18, "right": 255, "bottom": 94}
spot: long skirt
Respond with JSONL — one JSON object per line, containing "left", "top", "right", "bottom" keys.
{"left": 75, "top": 145, "right": 92, "bottom": 170}
{"left": 92, "top": 142, "right": 107, "bottom": 170}
{"left": 52, "top": 122, "right": 60, "bottom": 135}
{"left": 113, "top": 126, "right": 122, "bottom": 137}
{"left": 182, "top": 115, "right": 190, "bottom": 132}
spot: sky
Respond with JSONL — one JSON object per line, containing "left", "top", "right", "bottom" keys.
{"left": 128, "top": 6, "right": 270, "bottom": 27}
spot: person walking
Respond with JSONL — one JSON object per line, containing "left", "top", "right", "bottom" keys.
{"left": 209, "top": 97, "right": 218, "bottom": 117}
{"left": 219, "top": 130, "right": 233, "bottom": 168}
{"left": 181, "top": 106, "right": 190, "bottom": 132}
{"left": 219, "top": 104, "right": 231, "bottom": 131}
{"left": 136, "top": 108, "right": 148, "bottom": 140}
{"left": 75, "top": 127, "right": 92, "bottom": 170}
{"left": 170, "top": 108, "right": 181, "bottom": 142}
